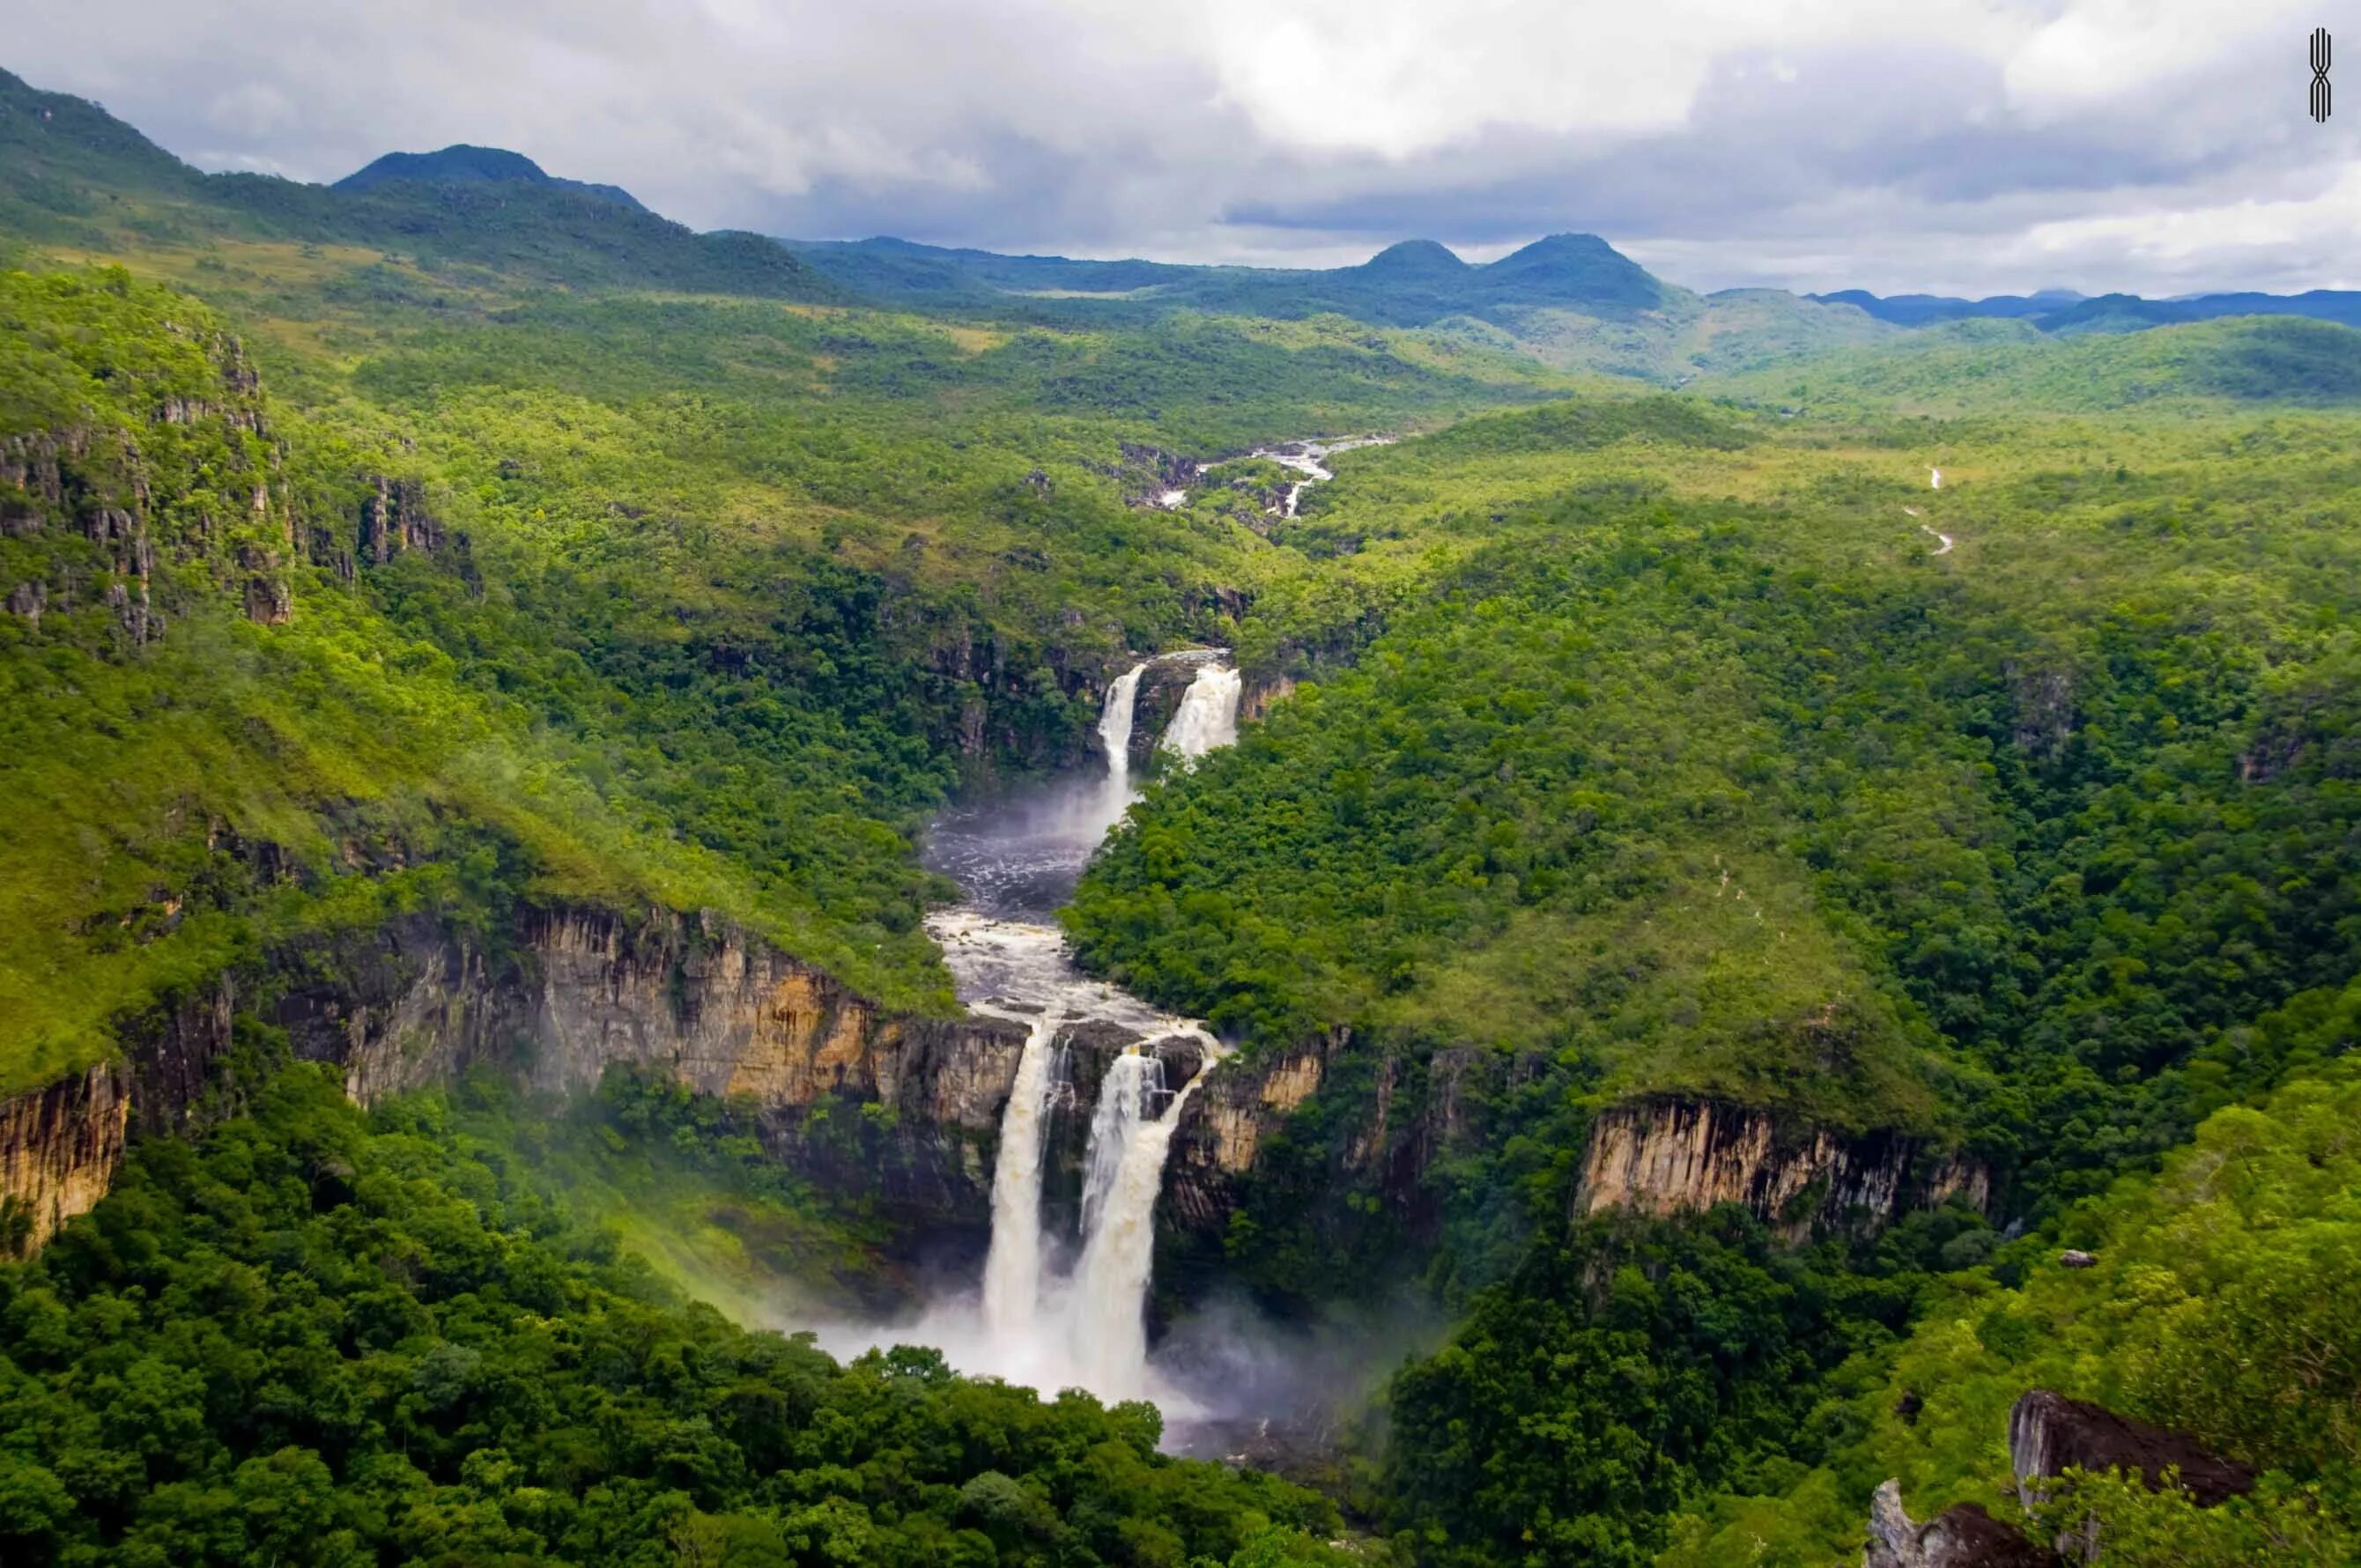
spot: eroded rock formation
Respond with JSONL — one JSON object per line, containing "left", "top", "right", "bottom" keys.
{"left": 1576, "top": 1098, "right": 1988, "bottom": 1234}
{"left": 1862, "top": 1480, "right": 2059, "bottom": 1568}
{"left": 2009, "top": 1390, "right": 2255, "bottom": 1511}
{"left": 1165, "top": 1045, "right": 1327, "bottom": 1227}
{"left": 0, "top": 1064, "right": 130, "bottom": 1256}
{"left": 0, "top": 906, "right": 1035, "bottom": 1253}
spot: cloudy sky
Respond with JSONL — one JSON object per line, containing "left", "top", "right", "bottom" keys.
{"left": 11, "top": 0, "right": 2360, "bottom": 296}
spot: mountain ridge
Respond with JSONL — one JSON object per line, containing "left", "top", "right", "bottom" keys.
{"left": 334, "top": 143, "right": 648, "bottom": 212}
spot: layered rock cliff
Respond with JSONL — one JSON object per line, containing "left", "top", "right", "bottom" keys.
{"left": 1575, "top": 1098, "right": 1987, "bottom": 1234}
{"left": 1165, "top": 1042, "right": 1329, "bottom": 1228}
{"left": 0, "top": 1064, "right": 129, "bottom": 1255}
{"left": 0, "top": 904, "right": 1034, "bottom": 1254}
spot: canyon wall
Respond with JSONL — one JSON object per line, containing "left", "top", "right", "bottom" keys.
{"left": 0, "top": 1064, "right": 130, "bottom": 1254}
{"left": 0, "top": 904, "right": 1987, "bottom": 1261}
{"left": 1575, "top": 1098, "right": 1988, "bottom": 1235}
{"left": 0, "top": 905, "right": 1031, "bottom": 1254}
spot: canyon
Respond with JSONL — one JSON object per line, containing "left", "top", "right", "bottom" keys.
{"left": 2, "top": 659, "right": 1987, "bottom": 1303}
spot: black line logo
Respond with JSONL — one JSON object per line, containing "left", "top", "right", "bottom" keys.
{"left": 2313, "top": 27, "right": 2333, "bottom": 122}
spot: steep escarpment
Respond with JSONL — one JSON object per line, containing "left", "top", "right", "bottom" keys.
{"left": 0, "top": 1063, "right": 128, "bottom": 1253}
{"left": 1166, "top": 1040, "right": 1336, "bottom": 1229}
{"left": 1576, "top": 1098, "right": 1987, "bottom": 1233}
{"left": 289, "top": 906, "right": 1032, "bottom": 1231}
{"left": 0, "top": 902, "right": 1037, "bottom": 1255}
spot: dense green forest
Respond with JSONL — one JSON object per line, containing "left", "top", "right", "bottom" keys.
{"left": 0, "top": 1059, "right": 1344, "bottom": 1566}
{"left": 8, "top": 57, "right": 2361, "bottom": 1568}
{"left": 1072, "top": 388, "right": 2361, "bottom": 1558}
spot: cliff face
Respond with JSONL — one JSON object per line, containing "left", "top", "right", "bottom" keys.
{"left": 0, "top": 899, "right": 1991, "bottom": 1265}
{"left": 306, "top": 906, "right": 1029, "bottom": 1231}
{"left": 1240, "top": 671, "right": 1297, "bottom": 724}
{"left": 1575, "top": 1099, "right": 1988, "bottom": 1234}
{"left": 0, "top": 1064, "right": 130, "bottom": 1255}
{"left": 0, "top": 905, "right": 1032, "bottom": 1254}
{"left": 1166, "top": 1044, "right": 1328, "bottom": 1227}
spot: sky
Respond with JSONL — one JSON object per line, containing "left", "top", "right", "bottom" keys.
{"left": 10, "top": 0, "right": 2360, "bottom": 297}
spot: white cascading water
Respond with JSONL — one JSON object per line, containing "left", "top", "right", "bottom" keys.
{"left": 1070, "top": 1057, "right": 1209, "bottom": 1398}
{"left": 835, "top": 595, "right": 1281, "bottom": 1410}
{"left": 1158, "top": 662, "right": 1242, "bottom": 758}
{"left": 979, "top": 1005, "right": 1064, "bottom": 1335}
{"left": 1097, "top": 662, "right": 1147, "bottom": 819}
{"left": 1079, "top": 1051, "right": 1162, "bottom": 1240}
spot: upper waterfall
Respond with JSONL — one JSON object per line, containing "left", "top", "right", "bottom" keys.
{"left": 1099, "top": 662, "right": 1148, "bottom": 800}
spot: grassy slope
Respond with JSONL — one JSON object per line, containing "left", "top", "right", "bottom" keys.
{"left": 1702, "top": 313, "right": 2361, "bottom": 416}
{"left": 0, "top": 75, "right": 1593, "bottom": 1099}
{"left": 1076, "top": 385, "right": 2361, "bottom": 1159}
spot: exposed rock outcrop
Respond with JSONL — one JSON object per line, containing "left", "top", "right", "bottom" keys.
{"left": 1862, "top": 1480, "right": 2059, "bottom": 1568}
{"left": 1240, "top": 671, "right": 1297, "bottom": 722}
{"left": 1575, "top": 1099, "right": 1988, "bottom": 1235}
{"left": 1166, "top": 1046, "right": 1326, "bottom": 1227}
{"left": 1110, "top": 441, "right": 1201, "bottom": 509}
{"left": 358, "top": 474, "right": 441, "bottom": 564}
{"left": 0, "top": 1063, "right": 130, "bottom": 1256}
{"left": 1, "top": 906, "right": 1037, "bottom": 1255}
{"left": 296, "top": 906, "right": 1030, "bottom": 1231}
{"left": 2009, "top": 1391, "right": 2255, "bottom": 1511}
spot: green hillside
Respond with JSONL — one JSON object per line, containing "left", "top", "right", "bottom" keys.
{"left": 7, "top": 56, "right": 2361, "bottom": 1568}
{"left": 1706, "top": 314, "right": 2361, "bottom": 415}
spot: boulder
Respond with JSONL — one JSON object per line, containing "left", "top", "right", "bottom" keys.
{"left": 1863, "top": 1480, "right": 2060, "bottom": 1568}
{"left": 2009, "top": 1391, "right": 2254, "bottom": 1509}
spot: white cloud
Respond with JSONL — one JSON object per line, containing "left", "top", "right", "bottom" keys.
{"left": 5, "top": 0, "right": 2358, "bottom": 295}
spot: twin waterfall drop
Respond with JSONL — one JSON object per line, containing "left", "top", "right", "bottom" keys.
{"left": 944, "top": 656, "right": 1241, "bottom": 1403}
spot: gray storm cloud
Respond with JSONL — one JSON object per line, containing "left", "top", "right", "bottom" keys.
{"left": 9, "top": 0, "right": 2358, "bottom": 296}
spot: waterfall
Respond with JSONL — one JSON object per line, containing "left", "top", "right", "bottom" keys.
{"left": 898, "top": 630, "right": 1260, "bottom": 1411}
{"left": 1158, "top": 662, "right": 1241, "bottom": 758}
{"left": 980, "top": 1005, "right": 1063, "bottom": 1335}
{"left": 1069, "top": 1061, "right": 1213, "bottom": 1400}
{"left": 1098, "top": 662, "right": 1147, "bottom": 814}
{"left": 1079, "top": 1051, "right": 1163, "bottom": 1240}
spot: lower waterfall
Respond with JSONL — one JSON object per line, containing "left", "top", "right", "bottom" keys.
{"left": 1159, "top": 661, "right": 1242, "bottom": 758}
{"left": 1071, "top": 1053, "right": 1210, "bottom": 1399}
{"left": 910, "top": 913, "right": 1220, "bottom": 1407}
{"left": 979, "top": 1005, "right": 1063, "bottom": 1335}
{"left": 1080, "top": 1049, "right": 1160, "bottom": 1241}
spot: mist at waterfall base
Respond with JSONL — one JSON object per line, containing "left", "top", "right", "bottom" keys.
{"left": 803, "top": 655, "right": 1325, "bottom": 1441}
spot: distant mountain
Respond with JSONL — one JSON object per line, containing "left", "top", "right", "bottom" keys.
{"left": 1809, "top": 288, "right": 2084, "bottom": 327}
{"left": 1815, "top": 285, "right": 2361, "bottom": 335}
{"left": 780, "top": 230, "right": 1875, "bottom": 381}
{"left": 1705, "top": 314, "right": 2361, "bottom": 414}
{"left": 335, "top": 144, "right": 648, "bottom": 212}
{"left": 0, "top": 67, "right": 834, "bottom": 300}
{"left": 1356, "top": 239, "right": 1470, "bottom": 281}
{"left": 782, "top": 231, "right": 1671, "bottom": 327}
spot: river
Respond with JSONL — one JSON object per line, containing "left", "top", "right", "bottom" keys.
{"left": 819, "top": 440, "right": 1369, "bottom": 1425}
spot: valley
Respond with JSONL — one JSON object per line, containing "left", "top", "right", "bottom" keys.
{"left": 4, "top": 55, "right": 2361, "bottom": 1568}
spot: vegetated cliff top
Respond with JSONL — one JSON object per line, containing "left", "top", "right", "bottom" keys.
{"left": 335, "top": 144, "right": 648, "bottom": 212}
